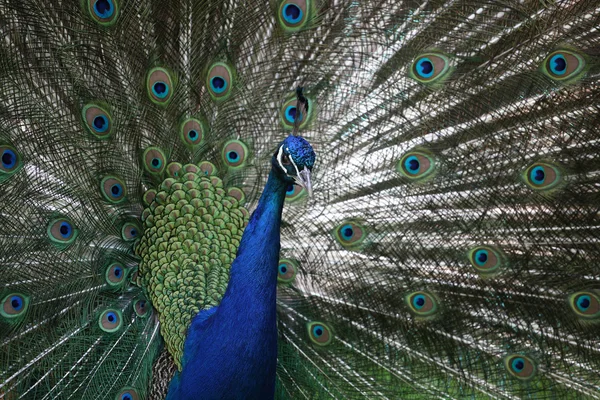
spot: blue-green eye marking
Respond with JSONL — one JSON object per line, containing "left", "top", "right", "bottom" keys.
{"left": 0, "top": 145, "right": 22, "bottom": 181}
{"left": 48, "top": 217, "right": 78, "bottom": 247}
{"left": 87, "top": 0, "right": 119, "bottom": 26}
{"left": 105, "top": 263, "right": 126, "bottom": 288}
{"left": 406, "top": 291, "right": 438, "bottom": 317}
{"left": 541, "top": 49, "right": 586, "bottom": 82}
{"left": 115, "top": 388, "right": 140, "bottom": 400}
{"left": 307, "top": 321, "right": 333, "bottom": 346}
{"left": 121, "top": 221, "right": 140, "bottom": 241}
{"left": 397, "top": 151, "right": 435, "bottom": 180}
{"left": 505, "top": 354, "right": 536, "bottom": 380}
{"left": 99, "top": 308, "right": 122, "bottom": 333}
{"left": 146, "top": 68, "right": 174, "bottom": 105}
{"left": 1, "top": 293, "right": 30, "bottom": 319}
{"left": 143, "top": 147, "right": 167, "bottom": 175}
{"left": 568, "top": 291, "right": 600, "bottom": 319}
{"left": 409, "top": 52, "right": 453, "bottom": 84}
{"left": 468, "top": 246, "right": 504, "bottom": 275}
{"left": 285, "top": 105, "right": 303, "bottom": 124}
{"left": 221, "top": 140, "right": 249, "bottom": 168}
{"left": 82, "top": 104, "right": 112, "bottom": 139}
{"left": 523, "top": 162, "right": 561, "bottom": 191}
{"left": 280, "top": 94, "right": 314, "bottom": 130}
{"left": 278, "top": 0, "right": 310, "bottom": 31}
{"left": 101, "top": 176, "right": 127, "bottom": 203}
{"left": 277, "top": 258, "right": 299, "bottom": 283}
{"left": 207, "top": 63, "right": 234, "bottom": 101}
{"left": 333, "top": 221, "right": 366, "bottom": 249}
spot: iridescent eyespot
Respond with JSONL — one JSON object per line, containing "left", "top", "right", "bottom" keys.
{"left": 48, "top": 218, "right": 78, "bottom": 246}
{"left": 227, "top": 187, "right": 246, "bottom": 204}
{"left": 278, "top": 0, "right": 310, "bottom": 31}
{"left": 198, "top": 161, "right": 217, "bottom": 176}
{"left": 115, "top": 388, "right": 140, "bottom": 400}
{"left": 134, "top": 298, "right": 150, "bottom": 317}
{"left": 207, "top": 62, "right": 234, "bottom": 102}
{"left": 1, "top": 293, "right": 29, "bottom": 319}
{"left": 333, "top": 221, "right": 366, "bottom": 249}
{"left": 87, "top": 0, "right": 119, "bottom": 26}
{"left": 505, "top": 354, "right": 536, "bottom": 380}
{"left": 397, "top": 151, "right": 436, "bottom": 180}
{"left": 409, "top": 53, "right": 453, "bottom": 84}
{"left": 307, "top": 321, "right": 333, "bottom": 346}
{"left": 0, "top": 145, "right": 22, "bottom": 178}
{"left": 277, "top": 258, "right": 299, "bottom": 284}
{"left": 180, "top": 118, "right": 206, "bottom": 148}
{"left": 523, "top": 162, "right": 561, "bottom": 191}
{"left": 121, "top": 221, "right": 140, "bottom": 241}
{"left": 100, "top": 175, "right": 127, "bottom": 203}
{"left": 222, "top": 140, "right": 249, "bottom": 169}
{"left": 99, "top": 309, "right": 122, "bottom": 333}
{"left": 406, "top": 291, "right": 438, "bottom": 317}
{"left": 166, "top": 162, "right": 183, "bottom": 179}
{"left": 285, "top": 183, "right": 307, "bottom": 203}
{"left": 280, "top": 96, "right": 313, "bottom": 130}
{"left": 143, "top": 147, "right": 167, "bottom": 175}
{"left": 568, "top": 291, "right": 600, "bottom": 319}
{"left": 82, "top": 104, "right": 112, "bottom": 139}
{"left": 147, "top": 67, "right": 174, "bottom": 105}
{"left": 105, "top": 263, "right": 126, "bottom": 288}
{"left": 468, "top": 246, "right": 504, "bottom": 275}
{"left": 542, "top": 50, "right": 586, "bottom": 82}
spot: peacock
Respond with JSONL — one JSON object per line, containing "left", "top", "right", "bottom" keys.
{"left": 1, "top": 0, "right": 599, "bottom": 398}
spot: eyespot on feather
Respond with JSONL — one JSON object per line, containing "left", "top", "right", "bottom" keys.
{"left": 86, "top": 0, "right": 119, "bottom": 26}
{"left": 105, "top": 263, "right": 126, "bottom": 287}
{"left": 0, "top": 145, "right": 22, "bottom": 177}
{"left": 406, "top": 291, "right": 438, "bottom": 317}
{"left": 1, "top": 293, "right": 29, "bottom": 319}
{"left": 568, "top": 291, "right": 600, "bottom": 319}
{"left": 143, "top": 147, "right": 167, "bottom": 175}
{"left": 166, "top": 162, "right": 183, "bottom": 179}
{"left": 277, "top": 258, "right": 299, "bottom": 284}
{"left": 180, "top": 118, "right": 206, "bottom": 148}
{"left": 280, "top": 95, "right": 313, "bottom": 130}
{"left": 82, "top": 104, "right": 112, "bottom": 139}
{"left": 134, "top": 298, "right": 150, "bottom": 317}
{"left": 285, "top": 183, "right": 307, "bottom": 203}
{"left": 121, "top": 221, "right": 140, "bottom": 241}
{"left": 333, "top": 221, "right": 366, "bottom": 249}
{"left": 100, "top": 175, "right": 127, "bottom": 203}
{"left": 541, "top": 49, "right": 586, "bottom": 82}
{"left": 98, "top": 309, "right": 122, "bottom": 333}
{"left": 468, "top": 246, "right": 504, "bottom": 275}
{"left": 207, "top": 62, "right": 234, "bottom": 102}
{"left": 114, "top": 387, "right": 140, "bottom": 400}
{"left": 523, "top": 162, "right": 561, "bottom": 191}
{"left": 409, "top": 52, "right": 453, "bottom": 84}
{"left": 47, "top": 218, "right": 78, "bottom": 246}
{"left": 146, "top": 67, "right": 174, "bottom": 105}
{"left": 307, "top": 321, "right": 333, "bottom": 346}
{"left": 227, "top": 187, "right": 246, "bottom": 204}
{"left": 397, "top": 151, "right": 436, "bottom": 180}
{"left": 222, "top": 140, "right": 249, "bottom": 169}
{"left": 504, "top": 354, "right": 537, "bottom": 380}
{"left": 278, "top": 0, "right": 310, "bottom": 31}
{"left": 198, "top": 161, "right": 218, "bottom": 176}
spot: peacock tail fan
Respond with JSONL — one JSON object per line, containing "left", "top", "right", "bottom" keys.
{"left": 0, "top": 0, "right": 599, "bottom": 399}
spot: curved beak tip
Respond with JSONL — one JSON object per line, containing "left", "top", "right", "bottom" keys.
{"left": 297, "top": 168, "right": 313, "bottom": 197}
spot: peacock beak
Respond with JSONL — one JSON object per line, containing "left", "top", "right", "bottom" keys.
{"left": 295, "top": 168, "right": 313, "bottom": 197}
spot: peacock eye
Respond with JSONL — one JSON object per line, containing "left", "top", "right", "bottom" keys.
{"left": 397, "top": 151, "right": 436, "bottom": 180}
{"left": 1, "top": 293, "right": 29, "bottom": 318}
{"left": 409, "top": 53, "right": 452, "bottom": 84}
{"left": 468, "top": 246, "right": 504, "bottom": 275}
{"left": 48, "top": 217, "right": 78, "bottom": 247}
{"left": 307, "top": 321, "right": 333, "bottom": 346}
{"left": 121, "top": 221, "right": 140, "bottom": 241}
{"left": 277, "top": 258, "right": 299, "bottom": 284}
{"left": 100, "top": 175, "right": 127, "bottom": 203}
{"left": 406, "top": 291, "right": 438, "bottom": 317}
{"left": 0, "top": 145, "right": 22, "bottom": 177}
{"left": 505, "top": 355, "right": 536, "bottom": 380}
{"left": 523, "top": 162, "right": 561, "bottom": 191}
{"left": 146, "top": 67, "right": 174, "bottom": 105}
{"left": 116, "top": 388, "right": 140, "bottom": 400}
{"left": 134, "top": 298, "right": 150, "bottom": 317}
{"left": 285, "top": 183, "right": 306, "bottom": 203}
{"left": 82, "top": 104, "right": 112, "bottom": 139}
{"left": 568, "top": 291, "right": 600, "bottom": 319}
{"left": 180, "top": 118, "right": 206, "bottom": 148}
{"left": 542, "top": 50, "right": 586, "bottom": 82}
{"left": 105, "top": 263, "right": 126, "bottom": 288}
{"left": 87, "top": 0, "right": 119, "bottom": 26}
{"left": 333, "top": 221, "right": 366, "bottom": 249}
{"left": 222, "top": 140, "right": 249, "bottom": 168}
{"left": 281, "top": 154, "right": 291, "bottom": 165}
{"left": 98, "top": 309, "right": 122, "bottom": 333}
{"left": 207, "top": 62, "right": 235, "bottom": 101}
{"left": 278, "top": 0, "right": 310, "bottom": 31}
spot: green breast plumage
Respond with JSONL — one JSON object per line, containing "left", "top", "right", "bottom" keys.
{"left": 135, "top": 162, "right": 249, "bottom": 369}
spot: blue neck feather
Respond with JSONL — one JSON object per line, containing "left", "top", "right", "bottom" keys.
{"left": 168, "top": 168, "right": 287, "bottom": 400}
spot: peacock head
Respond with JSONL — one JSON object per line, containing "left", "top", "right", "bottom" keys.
{"left": 274, "top": 135, "right": 316, "bottom": 196}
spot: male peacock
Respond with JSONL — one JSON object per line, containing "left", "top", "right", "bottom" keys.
{"left": 0, "top": 0, "right": 599, "bottom": 399}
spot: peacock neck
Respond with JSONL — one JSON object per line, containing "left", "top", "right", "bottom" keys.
{"left": 222, "top": 168, "right": 287, "bottom": 302}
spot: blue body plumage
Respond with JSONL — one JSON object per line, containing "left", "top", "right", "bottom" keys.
{"left": 166, "top": 137, "right": 315, "bottom": 399}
